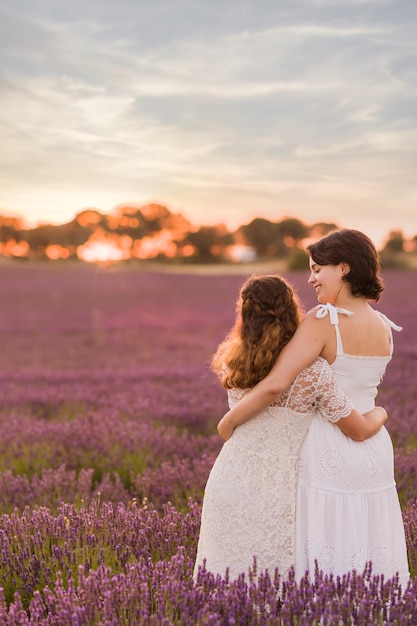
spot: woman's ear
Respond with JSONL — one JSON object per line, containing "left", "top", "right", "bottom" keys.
{"left": 341, "top": 263, "right": 350, "bottom": 276}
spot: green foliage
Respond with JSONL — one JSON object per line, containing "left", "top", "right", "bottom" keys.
{"left": 276, "top": 217, "right": 309, "bottom": 242}
{"left": 286, "top": 247, "right": 309, "bottom": 270}
{"left": 383, "top": 230, "right": 405, "bottom": 253}
{"left": 238, "top": 218, "right": 287, "bottom": 257}
{"left": 379, "top": 250, "right": 411, "bottom": 269}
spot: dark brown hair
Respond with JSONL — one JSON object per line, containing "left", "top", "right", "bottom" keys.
{"left": 307, "top": 229, "right": 384, "bottom": 301}
{"left": 211, "top": 274, "right": 302, "bottom": 389}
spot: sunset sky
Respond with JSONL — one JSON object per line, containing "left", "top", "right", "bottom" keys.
{"left": 1, "top": 0, "right": 416, "bottom": 246}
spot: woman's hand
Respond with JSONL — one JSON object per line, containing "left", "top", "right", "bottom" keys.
{"left": 373, "top": 406, "right": 388, "bottom": 426}
{"left": 337, "top": 405, "right": 388, "bottom": 441}
{"left": 217, "top": 414, "right": 235, "bottom": 441}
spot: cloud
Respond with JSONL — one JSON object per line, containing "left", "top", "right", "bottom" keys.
{"left": 0, "top": 0, "right": 416, "bottom": 239}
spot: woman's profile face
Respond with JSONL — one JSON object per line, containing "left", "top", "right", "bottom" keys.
{"left": 308, "top": 258, "right": 346, "bottom": 304}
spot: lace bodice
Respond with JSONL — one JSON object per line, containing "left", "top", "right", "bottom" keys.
{"left": 228, "top": 357, "right": 353, "bottom": 421}
{"left": 194, "top": 357, "right": 353, "bottom": 580}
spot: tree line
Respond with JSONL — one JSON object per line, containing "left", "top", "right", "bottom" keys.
{"left": 0, "top": 204, "right": 415, "bottom": 268}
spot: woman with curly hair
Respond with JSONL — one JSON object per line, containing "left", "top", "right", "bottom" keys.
{"left": 193, "top": 272, "right": 387, "bottom": 580}
{"left": 216, "top": 229, "right": 409, "bottom": 585}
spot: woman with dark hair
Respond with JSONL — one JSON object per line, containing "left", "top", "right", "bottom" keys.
{"left": 217, "top": 229, "right": 409, "bottom": 585}
{"left": 193, "top": 273, "right": 387, "bottom": 580}
{"left": 306, "top": 228, "right": 384, "bottom": 301}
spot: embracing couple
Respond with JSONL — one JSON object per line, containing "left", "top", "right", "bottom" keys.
{"left": 194, "top": 228, "right": 409, "bottom": 587}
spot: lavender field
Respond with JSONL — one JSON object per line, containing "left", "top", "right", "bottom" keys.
{"left": 0, "top": 261, "right": 417, "bottom": 624}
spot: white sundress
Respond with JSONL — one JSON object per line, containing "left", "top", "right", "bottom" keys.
{"left": 193, "top": 357, "right": 354, "bottom": 581}
{"left": 295, "top": 303, "right": 410, "bottom": 587}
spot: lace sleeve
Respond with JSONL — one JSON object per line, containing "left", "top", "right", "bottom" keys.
{"left": 316, "top": 360, "right": 354, "bottom": 423}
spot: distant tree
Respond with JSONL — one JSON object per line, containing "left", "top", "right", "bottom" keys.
{"left": 238, "top": 218, "right": 285, "bottom": 257}
{"left": 309, "top": 222, "right": 339, "bottom": 238}
{"left": 286, "top": 248, "right": 310, "bottom": 270}
{"left": 0, "top": 215, "right": 24, "bottom": 243}
{"left": 22, "top": 225, "right": 58, "bottom": 256}
{"left": 22, "top": 221, "right": 92, "bottom": 256}
{"left": 134, "top": 205, "right": 171, "bottom": 236}
{"left": 109, "top": 208, "right": 147, "bottom": 239}
{"left": 379, "top": 250, "right": 410, "bottom": 269}
{"left": 74, "top": 209, "right": 105, "bottom": 228}
{"left": 110, "top": 204, "right": 192, "bottom": 241}
{"left": 67, "top": 220, "right": 96, "bottom": 249}
{"left": 183, "top": 225, "right": 232, "bottom": 262}
{"left": 276, "top": 217, "right": 309, "bottom": 245}
{"left": 383, "top": 230, "right": 405, "bottom": 253}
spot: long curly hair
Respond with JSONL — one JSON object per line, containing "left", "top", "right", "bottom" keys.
{"left": 211, "top": 274, "right": 303, "bottom": 389}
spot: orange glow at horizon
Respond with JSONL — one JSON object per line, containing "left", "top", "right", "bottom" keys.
{"left": 45, "top": 245, "right": 71, "bottom": 260}
{"left": 132, "top": 230, "right": 178, "bottom": 259}
{"left": 77, "top": 242, "right": 130, "bottom": 263}
{"left": 0, "top": 239, "right": 29, "bottom": 257}
{"left": 75, "top": 226, "right": 189, "bottom": 263}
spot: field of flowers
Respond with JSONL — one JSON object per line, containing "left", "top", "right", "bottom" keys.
{"left": 0, "top": 260, "right": 416, "bottom": 624}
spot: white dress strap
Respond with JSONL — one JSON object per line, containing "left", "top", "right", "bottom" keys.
{"left": 375, "top": 311, "right": 403, "bottom": 333}
{"left": 315, "top": 303, "right": 354, "bottom": 324}
{"left": 315, "top": 303, "right": 354, "bottom": 356}
{"left": 315, "top": 305, "right": 402, "bottom": 357}
{"left": 375, "top": 311, "right": 402, "bottom": 356}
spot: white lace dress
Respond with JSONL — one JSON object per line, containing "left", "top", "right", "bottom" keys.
{"left": 193, "top": 357, "right": 353, "bottom": 580}
{"left": 295, "top": 304, "right": 410, "bottom": 586}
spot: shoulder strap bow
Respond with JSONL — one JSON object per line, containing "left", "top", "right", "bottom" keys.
{"left": 315, "top": 303, "right": 354, "bottom": 325}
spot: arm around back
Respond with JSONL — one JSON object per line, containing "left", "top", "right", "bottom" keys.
{"left": 317, "top": 360, "right": 387, "bottom": 441}
{"left": 336, "top": 407, "right": 387, "bottom": 441}
{"left": 217, "top": 314, "right": 329, "bottom": 440}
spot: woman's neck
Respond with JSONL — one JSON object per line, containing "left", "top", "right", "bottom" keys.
{"left": 333, "top": 293, "right": 368, "bottom": 311}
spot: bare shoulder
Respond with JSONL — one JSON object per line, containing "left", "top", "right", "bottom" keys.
{"left": 298, "top": 306, "right": 331, "bottom": 333}
{"left": 306, "top": 304, "right": 322, "bottom": 316}
{"left": 292, "top": 308, "right": 336, "bottom": 361}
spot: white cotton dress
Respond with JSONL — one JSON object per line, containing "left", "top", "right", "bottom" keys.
{"left": 295, "top": 303, "right": 410, "bottom": 586}
{"left": 193, "top": 357, "right": 353, "bottom": 581}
